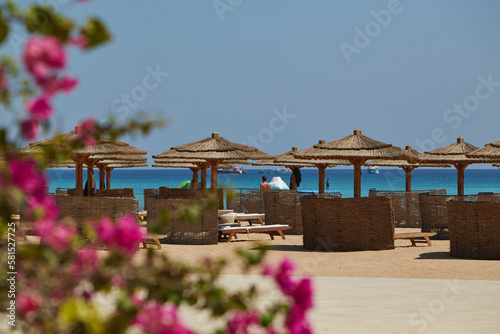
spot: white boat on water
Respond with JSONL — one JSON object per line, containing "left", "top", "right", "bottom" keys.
{"left": 273, "top": 167, "right": 288, "bottom": 173}
{"left": 218, "top": 167, "right": 245, "bottom": 174}
{"left": 367, "top": 166, "right": 379, "bottom": 174}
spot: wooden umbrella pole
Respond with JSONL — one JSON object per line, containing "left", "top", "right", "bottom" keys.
{"left": 97, "top": 164, "right": 107, "bottom": 190}
{"left": 106, "top": 167, "right": 114, "bottom": 189}
{"left": 402, "top": 166, "right": 416, "bottom": 192}
{"left": 189, "top": 167, "right": 199, "bottom": 182}
{"left": 196, "top": 162, "right": 209, "bottom": 189}
{"left": 73, "top": 155, "right": 85, "bottom": 196}
{"left": 86, "top": 159, "right": 96, "bottom": 196}
{"left": 317, "top": 164, "right": 326, "bottom": 194}
{"left": 210, "top": 159, "right": 222, "bottom": 190}
{"left": 351, "top": 158, "right": 366, "bottom": 198}
{"left": 454, "top": 162, "right": 468, "bottom": 196}
{"left": 288, "top": 166, "right": 297, "bottom": 190}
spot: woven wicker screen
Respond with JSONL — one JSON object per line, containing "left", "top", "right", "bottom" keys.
{"left": 143, "top": 189, "right": 159, "bottom": 212}
{"left": 55, "top": 195, "right": 139, "bottom": 227}
{"left": 158, "top": 188, "right": 223, "bottom": 210}
{"left": 226, "top": 189, "right": 270, "bottom": 213}
{"left": 301, "top": 196, "right": 394, "bottom": 251}
{"left": 95, "top": 188, "right": 135, "bottom": 198}
{"left": 264, "top": 191, "right": 342, "bottom": 235}
{"left": 418, "top": 193, "right": 484, "bottom": 239}
{"left": 448, "top": 200, "right": 500, "bottom": 260}
{"left": 369, "top": 189, "right": 446, "bottom": 228}
{"left": 146, "top": 196, "right": 217, "bottom": 245}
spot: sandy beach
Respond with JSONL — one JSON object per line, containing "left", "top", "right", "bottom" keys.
{"left": 141, "top": 228, "right": 500, "bottom": 333}
{"left": 143, "top": 228, "right": 500, "bottom": 281}
{"left": 12, "top": 228, "right": 500, "bottom": 333}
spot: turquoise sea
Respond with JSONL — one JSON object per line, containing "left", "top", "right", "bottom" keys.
{"left": 46, "top": 167, "right": 500, "bottom": 210}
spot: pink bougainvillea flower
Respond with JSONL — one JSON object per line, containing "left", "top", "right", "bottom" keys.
{"left": 133, "top": 301, "right": 193, "bottom": 334}
{"left": 285, "top": 305, "right": 313, "bottom": 334}
{"left": 95, "top": 216, "right": 115, "bottom": 243}
{"left": 25, "top": 95, "right": 53, "bottom": 121}
{"left": 263, "top": 258, "right": 314, "bottom": 334}
{"left": 0, "top": 65, "right": 8, "bottom": 91}
{"left": 111, "top": 274, "right": 125, "bottom": 288}
{"left": 23, "top": 36, "right": 66, "bottom": 79}
{"left": 69, "top": 35, "right": 89, "bottom": 48}
{"left": 20, "top": 118, "right": 41, "bottom": 140}
{"left": 17, "top": 293, "right": 42, "bottom": 316}
{"left": 71, "top": 249, "right": 99, "bottom": 278}
{"left": 114, "top": 215, "right": 143, "bottom": 255}
{"left": 35, "top": 219, "right": 76, "bottom": 252}
{"left": 9, "top": 158, "right": 47, "bottom": 198}
{"left": 77, "top": 118, "right": 97, "bottom": 146}
{"left": 227, "top": 310, "right": 261, "bottom": 334}
{"left": 291, "top": 278, "right": 314, "bottom": 310}
{"left": 264, "top": 257, "right": 297, "bottom": 295}
{"left": 59, "top": 76, "right": 79, "bottom": 94}
{"left": 95, "top": 215, "right": 143, "bottom": 256}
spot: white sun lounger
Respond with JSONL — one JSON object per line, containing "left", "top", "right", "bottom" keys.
{"left": 218, "top": 224, "right": 290, "bottom": 242}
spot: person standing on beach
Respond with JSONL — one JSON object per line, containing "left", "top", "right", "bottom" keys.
{"left": 326, "top": 178, "right": 330, "bottom": 191}
{"left": 84, "top": 169, "right": 96, "bottom": 196}
{"left": 260, "top": 176, "right": 271, "bottom": 190}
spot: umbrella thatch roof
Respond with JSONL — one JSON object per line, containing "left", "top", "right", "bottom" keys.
{"left": 152, "top": 132, "right": 272, "bottom": 160}
{"left": 418, "top": 137, "right": 490, "bottom": 163}
{"left": 253, "top": 145, "right": 349, "bottom": 167}
{"left": 20, "top": 130, "right": 147, "bottom": 156}
{"left": 103, "top": 163, "right": 148, "bottom": 168}
{"left": 153, "top": 162, "right": 236, "bottom": 169}
{"left": 89, "top": 154, "right": 148, "bottom": 162}
{"left": 294, "top": 129, "right": 402, "bottom": 159}
{"left": 365, "top": 145, "right": 450, "bottom": 168}
{"left": 466, "top": 140, "right": 500, "bottom": 160}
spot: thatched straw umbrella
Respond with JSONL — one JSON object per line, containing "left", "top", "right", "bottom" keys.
{"left": 294, "top": 129, "right": 402, "bottom": 197}
{"left": 418, "top": 137, "right": 491, "bottom": 196}
{"left": 467, "top": 140, "right": 500, "bottom": 162}
{"left": 152, "top": 161, "right": 238, "bottom": 186}
{"left": 365, "top": 145, "right": 450, "bottom": 192}
{"left": 254, "top": 144, "right": 348, "bottom": 192}
{"left": 152, "top": 132, "right": 272, "bottom": 190}
{"left": 87, "top": 154, "right": 147, "bottom": 190}
{"left": 54, "top": 156, "right": 148, "bottom": 190}
{"left": 20, "top": 126, "right": 146, "bottom": 196}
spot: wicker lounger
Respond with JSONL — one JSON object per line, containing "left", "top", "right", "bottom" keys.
{"left": 394, "top": 232, "right": 436, "bottom": 246}
{"left": 218, "top": 224, "right": 290, "bottom": 242}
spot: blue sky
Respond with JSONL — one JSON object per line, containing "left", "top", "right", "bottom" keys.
{"left": 9, "top": 0, "right": 500, "bottom": 166}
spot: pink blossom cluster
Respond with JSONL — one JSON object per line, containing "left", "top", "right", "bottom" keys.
{"left": 227, "top": 310, "right": 275, "bottom": 334}
{"left": 94, "top": 215, "right": 144, "bottom": 256}
{"left": 5, "top": 157, "right": 76, "bottom": 251}
{"left": 132, "top": 301, "right": 193, "bottom": 334}
{"left": 71, "top": 248, "right": 100, "bottom": 279}
{"left": 21, "top": 36, "right": 79, "bottom": 140}
{"left": 76, "top": 118, "right": 98, "bottom": 146}
{"left": 263, "top": 258, "right": 314, "bottom": 334}
{"left": 17, "top": 292, "right": 42, "bottom": 316}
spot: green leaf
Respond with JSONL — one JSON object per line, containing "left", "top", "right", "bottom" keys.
{"left": 59, "top": 298, "right": 104, "bottom": 334}
{"left": 260, "top": 311, "right": 275, "bottom": 327}
{"left": 81, "top": 17, "right": 112, "bottom": 49}
{"left": 0, "top": 16, "right": 9, "bottom": 45}
{"left": 25, "top": 6, "right": 74, "bottom": 41}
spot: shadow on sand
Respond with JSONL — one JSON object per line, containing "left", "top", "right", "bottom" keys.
{"left": 416, "top": 251, "right": 457, "bottom": 260}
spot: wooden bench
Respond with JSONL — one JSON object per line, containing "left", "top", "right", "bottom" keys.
{"left": 394, "top": 232, "right": 436, "bottom": 246}
{"left": 141, "top": 235, "right": 162, "bottom": 250}
{"left": 218, "top": 224, "right": 290, "bottom": 242}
